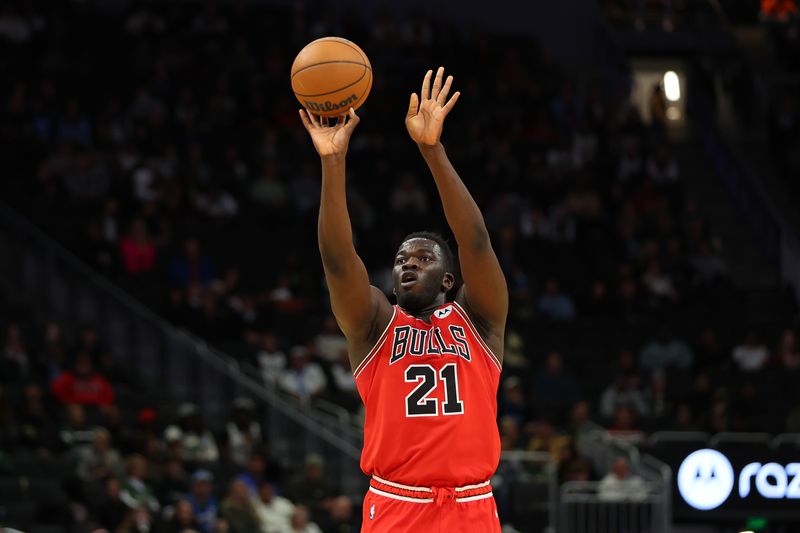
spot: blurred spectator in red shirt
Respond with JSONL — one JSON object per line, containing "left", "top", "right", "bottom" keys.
{"left": 119, "top": 218, "right": 157, "bottom": 275}
{"left": 51, "top": 352, "right": 115, "bottom": 406}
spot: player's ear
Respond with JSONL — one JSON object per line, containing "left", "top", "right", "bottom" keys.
{"left": 442, "top": 272, "right": 455, "bottom": 292}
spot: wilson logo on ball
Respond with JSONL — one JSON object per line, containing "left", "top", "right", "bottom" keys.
{"left": 303, "top": 94, "right": 358, "bottom": 113}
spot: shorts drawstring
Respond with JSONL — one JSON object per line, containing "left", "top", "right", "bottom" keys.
{"left": 432, "top": 486, "right": 456, "bottom": 506}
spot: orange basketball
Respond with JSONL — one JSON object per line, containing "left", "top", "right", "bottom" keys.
{"left": 291, "top": 37, "right": 372, "bottom": 117}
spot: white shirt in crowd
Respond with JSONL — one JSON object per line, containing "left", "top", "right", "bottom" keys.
{"left": 279, "top": 363, "right": 327, "bottom": 402}
{"left": 253, "top": 493, "right": 295, "bottom": 533}
{"left": 315, "top": 333, "right": 348, "bottom": 363}
{"left": 597, "top": 472, "right": 647, "bottom": 502}
{"left": 258, "top": 349, "right": 286, "bottom": 385}
{"left": 331, "top": 364, "right": 357, "bottom": 393}
{"left": 732, "top": 344, "right": 769, "bottom": 372}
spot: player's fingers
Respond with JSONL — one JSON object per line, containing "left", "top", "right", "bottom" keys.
{"left": 442, "top": 91, "right": 461, "bottom": 115}
{"left": 321, "top": 115, "right": 329, "bottom": 127}
{"left": 306, "top": 110, "right": 321, "bottom": 128}
{"left": 335, "top": 113, "right": 347, "bottom": 128}
{"left": 407, "top": 93, "right": 419, "bottom": 118}
{"left": 421, "top": 69, "right": 433, "bottom": 101}
{"left": 299, "top": 109, "right": 312, "bottom": 130}
{"left": 437, "top": 75, "right": 453, "bottom": 105}
{"left": 431, "top": 66, "right": 444, "bottom": 100}
{"left": 344, "top": 107, "right": 360, "bottom": 132}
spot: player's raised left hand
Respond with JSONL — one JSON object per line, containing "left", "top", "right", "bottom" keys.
{"left": 405, "top": 67, "right": 460, "bottom": 147}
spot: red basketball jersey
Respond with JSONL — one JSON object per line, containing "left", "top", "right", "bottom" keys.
{"left": 354, "top": 301, "right": 502, "bottom": 487}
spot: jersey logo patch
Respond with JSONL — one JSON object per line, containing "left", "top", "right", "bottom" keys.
{"left": 434, "top": 306, "right": 453, "bottom": 319}
{"left": 370, "top": 504, "right": 375, "bottom": 520}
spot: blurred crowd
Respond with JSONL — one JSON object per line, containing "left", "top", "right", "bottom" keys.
{"left": 1, "top": 0, "right": 800, "bottom": 528}
{"left": 0, "top": 316, "right": 357, "bottom": 532}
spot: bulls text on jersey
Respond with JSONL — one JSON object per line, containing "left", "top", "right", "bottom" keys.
{"left": 389, "top": 324, "right": 471, "bottom": 364}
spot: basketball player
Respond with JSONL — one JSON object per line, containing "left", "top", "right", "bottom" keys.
{"left": 299, "top": 67, "right": 507, "bottom": 532}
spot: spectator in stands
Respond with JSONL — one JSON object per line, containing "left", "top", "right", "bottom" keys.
{"left": 638, "top": 327, "right": 693, "bottom": 372}
{"left": 195, "top": 183, "right": 239, "bottom": 219}
{"left": 289, "top": 505, "right": 323, "bottom": 533}
{"left": 690, "top": 241, "right": 728, "bottom": 284}
{"left": 253, "top": 482, "right": 294, "bottom": 533}
{"left": 120, "top": 454, "right": 160, "bottom": 513}
{"left": 78, "top": 324, "right": 105, "bottom": 360}
{"left": 97, "top": 477, "right": 129, "bottom": 532}
{"left": 327, "top": 348, "right": 360, "bottom": 412}
{"left": 499, "top": 415, "right": 522, "bottom": 451}
{"left": 75, "top": 427, "right": 124, "bottom": 484}
{"left": 51, "top": 352, "right": 116, "bottom": 406}
{"left": 36, "top": 320, "right": 68, "bottom": 384}
{"left": 220, "top": 479, "right": 260, "bottom": 533}
{"left": 284, "top": 454, "right": 336, "bottom": 523}
{"left": 319, "top": 495, "right": 358, "bottom": 533}
{"left": 667, "top": 403, "right": 699, "bottom": 431}
{"left": 599, "top": 374, "right": 649, "bottom": 419}
{"left": 257, "top": 331, "right": 287, "bottom": 386}
{"left": 170, "top": 238, "right": 215, "bottom": 288}
{"left": 1, "top": 322, "right": 30, "bottom": 384}
{"left": 643, "top": 371, "right": 672, "bottom": 425}
{"left": 532, "top": 352, "right": 579, "bottom": 422}
{"left": 777, "top": 328, "right": 800, "bottom": 369}
{"left": 153, "top": 457, "right": 189, "bottom": 508}
{"left": 597, "top": 457, "right": 647, "bottom": 502}
{"left": 119, "top": 218, "right": 157, "bottom": 276}
{"left": 117, "top": 507, "right": 155, "bottom": 533}
{"left": 526, "top": 420, "right": 572, "bottom": 465}
{"left": 279, "top": 346, "right": 327, "bottom": 404}
{"left": 567, "top": 400, "right": 595, "bottom": 441}
{"left": 536, "top": 278, "right": 576, "bottom": 321}
{"left": 164, "top": 402, "right": 219, "bottom": 464}
{"left": 499, "top": 376, "right": 529, "bottom": 426}
{"left": 249, "top": 165, "right": 288, "bottom": 210}
{"left": 732, "top": 330, "right": 770, "bottom": 372}
{"left": 608, "top": 405, "right": 645, "bottom": 443}
{"left": 315, "top": 315, "right": 348, "bottom": 363}
{"left": 224, "top": 397, "right": 262, "bottom": 466}
{"left": 693, "top": 326, "right": 728, "bottom": 371}
{"left": 158, "top": 498, "right": 201, "bottom": 533}
{"left": 60, "top": 403, "right": 96, "bottom": 449}
{"left": 17, "top": 382, "right": 58, "bottom": 453}
{"left": 641, "top": 260, "right": 678, "bottom": 303}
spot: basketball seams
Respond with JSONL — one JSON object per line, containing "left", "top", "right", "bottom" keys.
{"left": 291, "top": 60, "right": 369, "bottom": 79}
{"left": 292, "top": 63, "right": 371, "bottom": 98}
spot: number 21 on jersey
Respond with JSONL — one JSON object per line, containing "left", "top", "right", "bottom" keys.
{"left": 404, "top": 363, "right": 464, "bottom": 417}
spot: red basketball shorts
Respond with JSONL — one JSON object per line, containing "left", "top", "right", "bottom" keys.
{"left": 361, "top": 475, "right": 501, "bottom": 533}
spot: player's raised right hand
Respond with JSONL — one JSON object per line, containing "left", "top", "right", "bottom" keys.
{"left": 299, "top": 107, "right": 360, "bottom": 158}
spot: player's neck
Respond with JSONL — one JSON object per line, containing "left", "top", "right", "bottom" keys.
{"left": 403, "top": 298, "right": 447, "bottom": 323}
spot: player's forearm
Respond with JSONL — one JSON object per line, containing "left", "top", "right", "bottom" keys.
{"left": 318, "top": 155, "right": 360, "bottom": 275}
{"left": 419, "top": 143, "right": 490, "bottom": 251}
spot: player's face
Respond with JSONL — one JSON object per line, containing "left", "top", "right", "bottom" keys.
{"left": 393, "top": 238, "right": 453, "bottom": 312}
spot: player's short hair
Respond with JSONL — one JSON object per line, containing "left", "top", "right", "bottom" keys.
{"left": 400, "top": 231, "right": 455, "bottom": 273}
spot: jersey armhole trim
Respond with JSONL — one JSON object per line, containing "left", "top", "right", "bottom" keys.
{"left": 353, "top": 305, "right": 397, "bottom": 379}
{"left": 451, "top": 301, "right": 502, "bottom": 372}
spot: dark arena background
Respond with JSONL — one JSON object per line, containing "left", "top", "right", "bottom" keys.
{"left": 1, "top": 0, "right": 800, "bottom": 532}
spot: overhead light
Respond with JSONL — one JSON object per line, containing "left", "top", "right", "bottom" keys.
{"left": 663, "top": 71, "right": 680, "bottom": 102}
